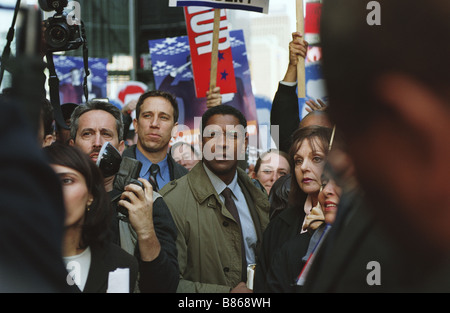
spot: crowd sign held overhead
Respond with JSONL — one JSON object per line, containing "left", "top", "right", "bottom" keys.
{"left": 169, "top": 0, "right": 269, "bottom": 95}
{"left": 148, "top": 30, "right": 258, "bottom": 131}
{"left": 184, "top": 7, "right": 237, "bottom": 98}
{"left": 169, "top": 0, "right": 270, "bottom": 14}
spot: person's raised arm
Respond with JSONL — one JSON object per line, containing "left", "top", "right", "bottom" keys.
{"left": 271, "top": 32, "right": 308, "bottom": 153}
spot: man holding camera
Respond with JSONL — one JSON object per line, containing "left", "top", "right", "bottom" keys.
{"left": 69, "top": 100, "right": 179, "bottom": 293}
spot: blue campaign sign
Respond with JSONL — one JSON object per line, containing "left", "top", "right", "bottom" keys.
{"left": 169, "top": 0, "right": 270, "bottom": 14}
{"left": 297, "top": 61, "right": 327, "bottom": 118}
{"left": 53, "top": 56, "right": 108, "bottom": 105}
{"left": 296, "top": 45, "right": 328, "bottom": 119}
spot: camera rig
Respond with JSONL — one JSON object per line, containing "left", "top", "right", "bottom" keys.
{"left": 39, "top": 0, "right": 86, "bottom": 53}
{"left": 39, "top": 0, "right": 90, "bottom": 129}
{"left": 0, "top": 0, "right": 90, "bottom": 132}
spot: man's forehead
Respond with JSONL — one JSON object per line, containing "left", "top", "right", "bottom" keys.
{"left": 78, "top": 110, "right": 118, "bottom": 133}
{"left": 142, "top": 97, "right": 174, "bottom": 114}
{"left": 79, "top": 110, "right": 117, "bottom": 124}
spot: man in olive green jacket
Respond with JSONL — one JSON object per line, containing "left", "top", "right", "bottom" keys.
{"left": 160, "top": 105, "right": 270, "bottom": 293}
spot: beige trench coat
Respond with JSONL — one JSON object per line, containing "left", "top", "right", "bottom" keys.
{"left": 160, "top": 162, "right": 269, "bottom": 293}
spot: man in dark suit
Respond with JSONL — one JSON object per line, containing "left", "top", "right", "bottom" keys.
{"left": 302, "top": 0, "right": 450, "bottom": 292}
{"left": 70, "top": 100, "right": 179, "bottom": 292}
{"left": 123, "top": 90, "right": 188, "bottom": 190}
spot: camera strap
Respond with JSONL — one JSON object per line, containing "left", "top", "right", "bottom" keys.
{"left": 0, "top": 0, "right": 21, "bottom": 86}
{"left": 46, "top": 51, "right": 69, "bottom": 130}
{"left": 81, "top": 21, "right": 90, "bottom": 102}
{"left": 45, "top": 21, "right": 89, "bottom": 131}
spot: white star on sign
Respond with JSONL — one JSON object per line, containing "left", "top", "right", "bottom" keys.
{"left": 155, "top": 60, "right": 167, "bottom": 68}
{"left": 164, "top": 37, "right": 178, "bottom": 45}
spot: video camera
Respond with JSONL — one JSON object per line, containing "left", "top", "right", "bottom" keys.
{"left": 0, "top": 1, "right": 88, "bottom": 134}
{"left": 38, "top": 0, "right": 86, "bottom": 52}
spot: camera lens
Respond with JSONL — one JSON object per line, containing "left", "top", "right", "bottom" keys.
{"left": 46, "top": 23, "right": 69, "bottom": 49}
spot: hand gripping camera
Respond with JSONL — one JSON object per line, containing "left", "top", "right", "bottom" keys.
{"left": 39, "top": 0, "right": 86, "bottom": 52}
{"left": 96, "top": 142, "right": 144, "bottom": 219}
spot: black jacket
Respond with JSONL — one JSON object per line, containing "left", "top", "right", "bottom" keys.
{"left": 109, "top": 144, "right": 184, "bottom": 293}
{"left": 253, "top": 205, "right": 307, "bottom": 292}
{"left": 303, "top": 189, "right": 450, "bottom": 292}
{"left": 264, "top": 232, "right": 311, "bottom": 293}
{"left": 270, "top": 83, "right": 300, "bottom": 154}
{"left": 73, "top": 242, "right": 139, "bottom": 293}
{"left": 109, "top": 191, "right": 179, "bottom": 293}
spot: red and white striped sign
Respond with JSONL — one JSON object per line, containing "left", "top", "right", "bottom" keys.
{"left": 184, "top": 6, "right": 237, "bottom": 98}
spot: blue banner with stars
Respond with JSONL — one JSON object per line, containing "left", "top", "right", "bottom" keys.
{"left": 149, "top": 29, "right": 257, "bottom": 131}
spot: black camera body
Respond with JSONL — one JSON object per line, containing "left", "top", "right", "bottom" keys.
{"left": 96, "top": 142, "right": 144, "bottom": 219}
{"left": 113, "top": 157, "right": 145, "bottom": 218}
{"left": 43, "top": 13, "right": 85, "bottom": 52}
{"left": 39, "top": 0, "right": 86, "bottom": 52}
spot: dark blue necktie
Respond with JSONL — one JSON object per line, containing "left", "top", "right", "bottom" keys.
{"left": 149, "top": 164, "right": 160, "bottom": 191}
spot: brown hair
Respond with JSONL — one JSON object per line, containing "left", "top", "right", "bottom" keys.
{"left": 287, "top": 125, "right": 333, "bottom": 209}
{"left": 44, "top": 143, "right": 112, "bottom": 249}
{"left": 135, "top": 90, "right": 179, "bottom": 123}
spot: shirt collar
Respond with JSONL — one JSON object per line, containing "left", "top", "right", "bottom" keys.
{"left": 203, "top": 163, "right": 238, "bottom": 198}
{"left": 135, "top": 147, "right": 168, "bottom": 178}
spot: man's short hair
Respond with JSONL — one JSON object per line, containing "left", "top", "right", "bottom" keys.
{"left": 201, "top": 104, "right": 247, "bottom": 135}
{"left": 135, "top": 90, "right": 179, "bottom": 123}
{"left": 70, "top": 100, "right": 124, "bottom": 141}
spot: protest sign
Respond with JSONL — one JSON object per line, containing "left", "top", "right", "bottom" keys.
{"left": 184, "top": 6, "right": 236, "bottom": 98}
{"left": 53, "top": 56, "right": 108, "bottom": 104}
{"left": 169, "top": 0, "right": 269, "bottom": 14}
{"left": 149, "top": 29, "right": 257, "bottom": 139}
{"left": 304, "top": 0, "right": 322, "bottom": 44}
{"left": 170, "top": 0, "right": 269, "bottom": 93}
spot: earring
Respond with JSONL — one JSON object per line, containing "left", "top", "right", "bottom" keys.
{"left": 87, "top": 198, "right": 93, "bottom": 212}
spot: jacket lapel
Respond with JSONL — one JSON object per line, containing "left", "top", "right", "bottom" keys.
{"left": 82, "top": 245, "right": 109, "bottom": 293}
{"left": 187, "top": 163, "right": 220, "bottom": 205}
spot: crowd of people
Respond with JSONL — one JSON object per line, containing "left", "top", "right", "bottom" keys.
{"left": 1, "top": 0, "right": 450, "bottom": 293}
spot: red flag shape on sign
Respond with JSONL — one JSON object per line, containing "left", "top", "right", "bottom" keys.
{"left": 305, "top": 1, "right": 322, "bottom": 35}
{"left": 184, "top": 6, "right": 237, "bottom": 98}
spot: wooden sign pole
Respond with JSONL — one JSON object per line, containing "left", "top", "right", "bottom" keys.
{"left": 209, "top": 8, "right": 221, "bottom": 93}
{"left": 296, "top": 0, "right": 305, "bottom": 98}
